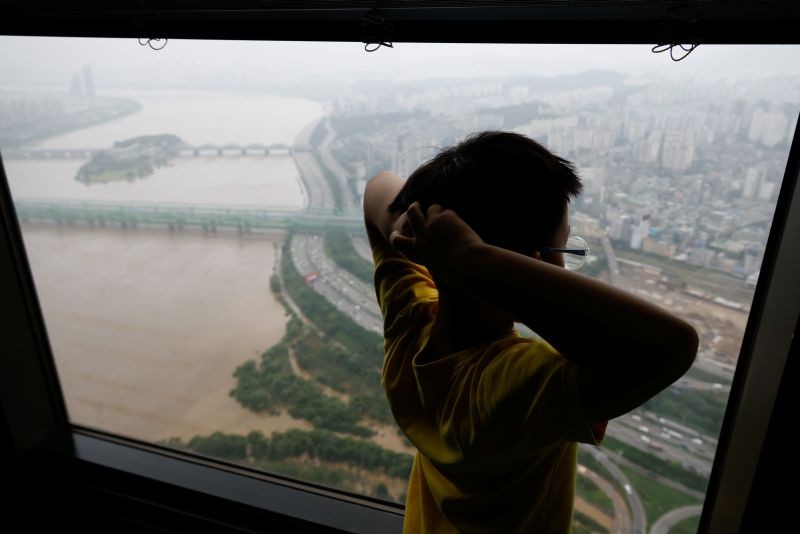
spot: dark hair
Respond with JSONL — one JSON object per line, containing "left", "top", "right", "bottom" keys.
{"left": 387, "top": 130, "right": 583, "bottom": 255}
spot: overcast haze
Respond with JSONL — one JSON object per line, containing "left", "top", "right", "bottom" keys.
{"left": 1, "top": 37, "right": 800, "bottom": 91}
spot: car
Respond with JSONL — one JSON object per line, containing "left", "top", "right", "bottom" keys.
{"left": 624, "top": 484, "right": 633, "bottom": 495}
{"left": 638, "top": 425, "right": 650, "bottom": 433}
{"left": 632, "top": 415, "right": 642, "bottom": 421}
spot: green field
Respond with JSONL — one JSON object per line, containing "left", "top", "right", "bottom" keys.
{"left": 578, "top": 448, "right": 630, "bottom": 518}
{"left": 576, "top": 470, "right": 615, "bottom": 516}
{"left": 643, "top": 386, "right": 727, "bottom": 438}
{"left": 325, "top": 229, "right": 375, "bottom": 285}
{"left": 573, "top": 510, "right": 609, "bottom": 534}
{"left": 670, "top": 513, "right": 701, "bottom": 534}
{"left": 613, "top": 247, "right": 754, "bottom": 304}
{"left": 601, "top": 436, "right": 709, "bottom": 493}
{"left": 685, "top": 366, "right": 732, "bottom": 385}
{"left": 618, "top": 464, "right": 701, "bottom": 530}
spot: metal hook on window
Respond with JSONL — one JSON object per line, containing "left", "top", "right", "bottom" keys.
{"left": 361, "top": 10, "right": 394, "bottom": 53}
{"left": 135, "top": 0, "right": 169, "bottom": 51}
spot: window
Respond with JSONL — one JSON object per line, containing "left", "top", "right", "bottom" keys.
{"left": 2, "top": 8, "right": 799, "bottom": 534}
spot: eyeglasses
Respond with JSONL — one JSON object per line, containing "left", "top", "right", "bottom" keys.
{"left": 537, "top": 235, "right": 590, "bottom": 271}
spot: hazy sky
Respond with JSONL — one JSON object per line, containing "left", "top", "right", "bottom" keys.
{"left": 1, "top": 36, "right": 800, "bottom": 90}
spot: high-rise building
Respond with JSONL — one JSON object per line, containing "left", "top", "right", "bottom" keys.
{"left": 82, "top": 65, "right": 96, "bottom": 102}
{"left": 748, "top": 107, "right": 789, "bottom": 147}
{"left": 69, "top": 74, "right": 84, "bottom": 101}
{"left": 661, "top": 130, "right": 695, "bottom": 172}
{"left": 742, "top": 167, "right": 763, "bottom": 199}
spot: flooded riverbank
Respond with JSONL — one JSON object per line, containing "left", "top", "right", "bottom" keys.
{"left": 20, "top": 223, "right": 310, "bottom": 443}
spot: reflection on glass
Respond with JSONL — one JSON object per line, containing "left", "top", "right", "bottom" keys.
{"left": 1, "top": 36, "right": 798, "bottom": 533}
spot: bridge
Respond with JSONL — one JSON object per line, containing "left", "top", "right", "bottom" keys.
{"left": 1, "top": 142, "right": 313, "bottom": 160}
{"left": 14, "top": 199, "right": 363, "bottom": 232}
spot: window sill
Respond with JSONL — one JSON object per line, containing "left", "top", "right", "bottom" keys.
{"left": 22, "top": 426, "right": 404, "bottom": 533}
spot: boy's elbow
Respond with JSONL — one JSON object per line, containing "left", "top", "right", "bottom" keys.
{"left": 666, "top": 322, "right": 700, "bottom": 382}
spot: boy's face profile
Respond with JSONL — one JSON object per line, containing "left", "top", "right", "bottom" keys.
{"left": 534, "top": 209, "right": 570, "bottom": 269}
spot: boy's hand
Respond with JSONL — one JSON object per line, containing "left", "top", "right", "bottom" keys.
{"left": 389, "top": 201, "right": 483, "bottom": 278}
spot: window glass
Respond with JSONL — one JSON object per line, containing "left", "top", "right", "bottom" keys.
{"left": 1, "top": 37, "right": 798, "bottom": 532}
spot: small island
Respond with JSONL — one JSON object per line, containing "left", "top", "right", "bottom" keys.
{"left": 76, "top": 134, "right": 184, "bottom": 184}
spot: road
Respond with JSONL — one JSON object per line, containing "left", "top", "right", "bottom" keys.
{"left": 290, "top": 233, "right": 382, "bottom": 334}
{"left": 351, "top": 235, "right": 374, "bottom": 262}
{"left": 611, "top": 412, "right": 715, "bottom": 476}
{"left": 290, "top": 117, "right": 383, "bottom": 338}
{"left": 602, "top": 235, "right": 623, "bottom": 288}
{"left": 582, "top": 445, "right": 647, "bottom": 534}
{"left": 294, "top": 151, "right": 336, "bottom": 211}
{"left": 319, "top": 118, "right": 358, "bottom": 211}
{"left": 578, "top": 464, "right": 632, "bottom": 534}
{"left": 649, "top": 505, "right": 702, "bottom": 534}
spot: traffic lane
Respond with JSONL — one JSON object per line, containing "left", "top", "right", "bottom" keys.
{"left": 650, "top": 505, "right": 702, "bottom": 534}
{"left": 303, "top": 234, "right": 381, "bottom": 317}
{"left": 606, "top": 422, "right": 712, "bottom": 476}
{"left": 617, "top": 415, "right": 718, "bottom": 461}
{"left": 294, "top": 152, "right": 335, "bottom": 211}
{"left": 583, "top": 446, "right": 647, "bottom": 534}
{"left": 290, "top": 234, "right": 382, "bottom": 334}
{"left": 578, "top": 464, "right": 632, "bottom": 534}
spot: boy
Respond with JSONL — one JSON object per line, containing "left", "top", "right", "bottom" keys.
{"left": 362, "top": 131, "right": 698, "bottom": 533}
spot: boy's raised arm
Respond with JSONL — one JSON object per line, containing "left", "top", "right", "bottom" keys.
{"left": 363, "top": 171, "right": 407, "bottom": 249}
{"left": 390, "top": 202, "right": 699, "bottom": 423}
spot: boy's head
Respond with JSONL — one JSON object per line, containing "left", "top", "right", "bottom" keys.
{"left": 387, "top": 130, "right": 583, "bottom": 257}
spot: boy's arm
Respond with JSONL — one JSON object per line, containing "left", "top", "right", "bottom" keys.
{"left": 391, "top": 202, "right": 699, "bottom": 423}
{"left": 363, "top": 171, "right": 408, "bottom": 251}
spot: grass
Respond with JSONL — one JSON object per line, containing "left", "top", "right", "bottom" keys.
{"left": 324, "top": 230, "right": 375, "bottom": 286}
{"left": 642, "top": 386, "right": 728, "bottom": 438}
{"left": 618, "top": 464, "right": 701, "bottom": 530}
{"left": 613, "top": 246, "right": 754, "bottom": 304}
{"left": 578, "top": 448, "right": 629, "bottom": 514}
{"left": 601, "top": 436, "right": 709, "bottom": 493}
{"left": 670, "top": 514, "right": 700, "bottom": 534}
{"left": 685, "top": 366, "right": 732, "bottom": 385}
{"left": 576, "top": 471, "right": 615, "bottom": 516}
{"left": 573, "top": 510, "right": 609, "bottom": 534}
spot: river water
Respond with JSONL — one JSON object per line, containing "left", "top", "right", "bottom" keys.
{"left": 4, "top": 90, "right": 328, "bottom": 444}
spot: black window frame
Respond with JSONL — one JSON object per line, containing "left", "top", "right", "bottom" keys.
{"left": 2, "top": 4, "right": 799, "bottom": 533}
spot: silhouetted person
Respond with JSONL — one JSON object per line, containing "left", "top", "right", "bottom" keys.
{"left": 363, "top": 130, "right": 699, "bottom": 533}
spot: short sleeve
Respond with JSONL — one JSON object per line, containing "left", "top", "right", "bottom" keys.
{"left": 372, "top": 238, "right": 437, "bottom": 340}
{"left": 476, "top": 339, "right": 607, "bottom": 452}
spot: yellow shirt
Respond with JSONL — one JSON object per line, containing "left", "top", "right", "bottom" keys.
{"left": 372, "top": 238, "right": 607, "bottom": 534}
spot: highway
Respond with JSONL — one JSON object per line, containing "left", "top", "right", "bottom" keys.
{"left": 582, "top": 445, "right": 647, "bottom": 534}
{"left": 351, "top": 235, "right": 374, "bottom": 263}
{"left": 578, "top": 464, "right": 632, "bottom": 534}
{"left": 601, "top": 235, "right": 624, "bottom": 288}
{"left": 318, "top": 118, "right": 358, "bottom": 211}
{"left": 649, "top": 505, "right": 702, "bottom": 534}
{"left": 290, "top": 233, "right": 382, "bottom": 334}
{"left": 289, "top": 117, "right": 383, "bottom": 336}
{"left": 294, "top": 151, "right": 336, "bottom": 211}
